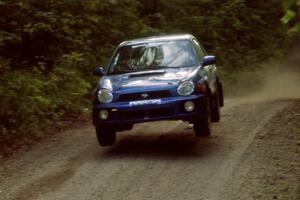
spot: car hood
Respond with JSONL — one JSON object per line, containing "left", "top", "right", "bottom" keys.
{"left": 100, "top": 67, "right": 198, "bottom": 92}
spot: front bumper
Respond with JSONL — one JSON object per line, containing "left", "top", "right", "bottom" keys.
{"left": 92, "top": 94, "right": 208, "bottom": 127}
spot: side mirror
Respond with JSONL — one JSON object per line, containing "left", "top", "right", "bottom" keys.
{"left": 93, "top": 67, "right": 105, "bottom": 76}
{"left": 202, "top": 56, "right": 216, "bottom": 66}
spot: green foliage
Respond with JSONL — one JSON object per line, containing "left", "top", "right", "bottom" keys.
{"left": 281, "top": 0, "right": 300, "bottom": 37}
{"left": 0, "top": 67, "right": 91, "bottom": 142}
{"left": 140, "top": 0, "right": 287, "bottom": 68}
{"left": 282, "top": 10, "right": 297, "bottom": 24}
{"left": 0, "top": 0, "right": 294, "bottom": 145}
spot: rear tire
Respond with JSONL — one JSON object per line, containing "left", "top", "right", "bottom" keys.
{"left": 96, "top": 126, "right": 116, "bottom": 146}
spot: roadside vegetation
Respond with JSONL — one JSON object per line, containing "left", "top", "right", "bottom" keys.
{"left": 0, "top": 0, "right": 299, "bottom": 152}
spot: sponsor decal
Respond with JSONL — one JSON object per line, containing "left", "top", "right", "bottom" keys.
{"left": 129, "top": 99, "right": 161, "bottom": 106}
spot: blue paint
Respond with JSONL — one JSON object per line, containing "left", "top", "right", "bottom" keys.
{"left": 92, "top": 34, "right": 220, "bottom": 130}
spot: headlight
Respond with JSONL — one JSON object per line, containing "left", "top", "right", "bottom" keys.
{"left": 97, "top": 89, "right": 113, "bottom": 103}
{"left": 177, "top": 81, "right": 195, "bottom": 96}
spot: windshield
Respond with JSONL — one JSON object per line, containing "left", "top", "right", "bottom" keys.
{"left": 108, "top": 40, "right": 200, "bottom": 74}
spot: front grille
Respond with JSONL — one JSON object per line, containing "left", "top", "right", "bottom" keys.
{"left": 118, "top": 90, "right": 171, "bottom": 102}
{"left": 148, "top": 107, "right": 173, "bottom": 117}
{"left": 119, "top": 110, "right": 145, "bottom": 120}
{"left": 118, "top": 107, "right": 174, "bottom": 121}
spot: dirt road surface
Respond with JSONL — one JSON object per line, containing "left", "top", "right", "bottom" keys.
{"left": 0, "top": 98, "right": 299, "bottom": 200}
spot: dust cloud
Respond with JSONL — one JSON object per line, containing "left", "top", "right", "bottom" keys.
{"left": 232, "top": 37, "right": 300, "bottom": 103}
{"left": 245, "top": 67, "right": 300, "bottom": 103}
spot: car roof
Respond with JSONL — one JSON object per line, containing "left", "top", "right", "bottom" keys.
{"left": 119, "top": 34, "right": 196, "bottom": 47}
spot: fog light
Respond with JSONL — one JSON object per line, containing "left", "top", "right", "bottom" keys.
{"left": 99, "top": 109, "right": 109, "bottom": 120}
{"left": 184, "top": 101, "right": 195, "bottom": 112}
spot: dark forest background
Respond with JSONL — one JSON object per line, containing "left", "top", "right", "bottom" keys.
{"left": 0, "top": 0, "right": 299, "bottom": 147}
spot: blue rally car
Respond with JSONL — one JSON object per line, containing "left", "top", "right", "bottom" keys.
{"left": 92, "top": 34, "right": 224, "bottom": 146}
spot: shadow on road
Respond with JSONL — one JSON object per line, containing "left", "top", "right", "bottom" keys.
{"left": 99, "top": 132, "right": 219, "bottom": 160}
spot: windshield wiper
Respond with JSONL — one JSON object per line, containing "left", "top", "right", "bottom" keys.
{"left": 139, "top": 66, "right": 178, "bottom": 71}
{"left": 110, "top": 70, "right": 140, "bottom": 75}
{"left": 128, "top": 71, "right": 166, "bottom": 78}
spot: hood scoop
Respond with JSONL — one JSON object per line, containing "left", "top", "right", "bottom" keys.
{"left": 128, "top": 70, "right": 166, "bottom": 78}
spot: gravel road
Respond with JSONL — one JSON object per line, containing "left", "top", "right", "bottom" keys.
{"left": 0, "top": 98, "right": 299, "bottom": 200}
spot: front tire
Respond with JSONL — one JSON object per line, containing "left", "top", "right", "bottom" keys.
{"left": 95, "top": 126, "right": 116, "bottom": 146}
{"left": 211, "top": 90, "right": 221, "bottom": 122}
{"left": 194, "top": 116, "right": 211, "bottom": 137}
{"left": 217, "top": 81, "right": 224, "bottom": 107}
{"left": 194, "top": 95, "right": 211, "bottom": 137}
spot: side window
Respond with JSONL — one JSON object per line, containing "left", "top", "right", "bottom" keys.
{"left": 192, "top": 39, "right": 206, "bottom": 59}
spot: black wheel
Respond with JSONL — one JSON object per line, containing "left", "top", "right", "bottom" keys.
{"left": 194, "top": 116, "right": 211, "bottom": 137}
{"left": 193, "top": 95, "right": 211, "bottom": 137}
{"left": 95, "top": 126, "right": 116, "bottom": 146}
{"left": 217, "top": 81, "right": 224, "bottom": 107}
{"left": 211, "top": 90, "right": 220, "bottom": 122}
